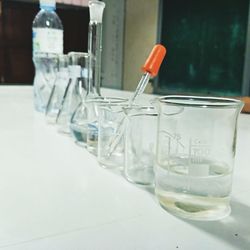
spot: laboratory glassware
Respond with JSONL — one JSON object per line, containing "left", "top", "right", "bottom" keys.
{"left": 97, "top": 99, "right": 129, "bottom": 168}
{"left": 45, "top": 54, "right": 69, "bottom": 124}
{"left": 56, "top": 52, "right": 88, "bottom": 134}
{"left": 124, "top": 106, "right": 157, "bottom": 185}
{"left": 69, "top": 0, "right": 105, "bottom": 146}
{"left": 154, "top": 96, "right": 243, "bottom": 221}
{"left": 107, "top": 44, "right": 167, "bottom": 156}
{"left": 82, "top": 97, "right": 126, "bottom": 155}
{"left": 32, "top": 0, "right": 63, "bottom": 112}
{"left": 88, "top": 0, "right": 105, "bottom": 97}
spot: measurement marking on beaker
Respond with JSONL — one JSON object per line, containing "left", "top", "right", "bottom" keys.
{"left": 189, "top": 138, "right": 210, "bottom": 164}
{"left": 161, "top": 131, "right": 185, "bottom": 154}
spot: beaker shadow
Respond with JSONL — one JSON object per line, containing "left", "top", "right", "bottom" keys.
{"left": 182, "top": 199, "right": 250, "bottom": 249}
{"left": 103, "top": 164, "right": 250, "bottom": 248}
{"left": 107, "top": 165, "right": 250, "bottom": 249}
{"left": 107, "top": 167, "right": 156, "bottom": 195}
{"left": 127, "top": 181, "right": 155, "bottom": 196}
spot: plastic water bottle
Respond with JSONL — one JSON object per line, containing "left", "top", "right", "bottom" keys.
{"left": 32, "top": 0, "right": 63, "bottom": 112}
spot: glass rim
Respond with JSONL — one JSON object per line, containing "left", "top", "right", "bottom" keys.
{"left": 89, "top": 0, "right": 106, "bottom": 8}
{"left": 67, "top": 52, "right": 89, "bottom": 58}
{"left": 123, "top": 105, "right": 155, "bottom": 111}
{"left": 123, "top": 105, "right": 158, "bottom": 116}
{"left": 158, "top": 95, "right": 244, "bottom": 108}
{"left": 86, "top": 96, "right": 128, "bottom": 105}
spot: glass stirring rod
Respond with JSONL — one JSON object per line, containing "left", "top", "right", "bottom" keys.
{"left": 107, "top": 44, "right": 167, "bottom": 156}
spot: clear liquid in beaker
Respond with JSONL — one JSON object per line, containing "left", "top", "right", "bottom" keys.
{"left": 155, "top": 159, "right": 232, "bottom": 220}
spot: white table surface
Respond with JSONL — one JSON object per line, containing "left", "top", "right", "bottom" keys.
{"left": 0, "top": 86, "right": 249, "bottom": 250}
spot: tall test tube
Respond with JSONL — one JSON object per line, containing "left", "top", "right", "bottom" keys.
{"left": 87, "top": 0, "right": 105, "bottom": 97}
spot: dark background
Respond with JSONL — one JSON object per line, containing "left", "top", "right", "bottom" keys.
{"left": 0, "top": 0, "right": 89, "bottom": 84}
{"left": 156, "top": 0, "right": 249, "bottom": 96}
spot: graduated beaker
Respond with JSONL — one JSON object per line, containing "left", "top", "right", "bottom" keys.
{"left": 154, "top": 95, "right": 243, "bottom": 221}
{"left": 124, "top": 106, "right": 157, "bottom": 185}
{"left": 97, "top": 99, "right": 128, "bottom": 168}
{"left": 86, "top": 97, "right": 127, "bottom": 156}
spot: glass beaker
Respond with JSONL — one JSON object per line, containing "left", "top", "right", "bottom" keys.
{"left": 154, "top": 95, "right": 243, "bottom": 221}
{"left": 45, "top": 54, "right": 69, "bottom": 124}
{"left": 56, "top": 52, "right": 89, "bottom": 134}
{"left": 97, "top": 99, "right": 129, "bottom": 168}
{"left": 124, "top": 106, "right": 157, "bottom": 185}
{"left": 85, "top": 97, "right": 127, "bottom": 156}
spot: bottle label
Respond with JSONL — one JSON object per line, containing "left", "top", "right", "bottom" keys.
{"left": 32, "top": 28, "right": 63, "bottom": 54}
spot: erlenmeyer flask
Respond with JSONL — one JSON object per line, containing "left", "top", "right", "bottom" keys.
{"left": 56, "top": 52, "right": 89, "bottom": 134}
{"left": 45, "top": 54, "right": 69, "bottom": 124}
{"left": 69, "top": 100, "right": 89, "bottom": 147}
